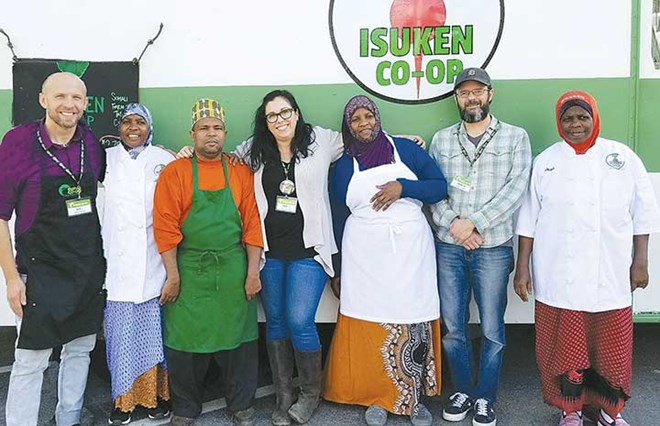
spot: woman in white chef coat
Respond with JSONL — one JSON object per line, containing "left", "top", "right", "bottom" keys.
{"left": 323, "top": 95, "right": 447, "bottom": 426}
{"left": 102, "top": 103, "right": 174, "bottom": 424}
{"left": 514, "top": 91, "right": 660, "bottom": 426}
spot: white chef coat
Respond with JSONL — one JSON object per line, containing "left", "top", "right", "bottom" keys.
{"left": 516, "top": 138, "right": 660, "bottom": 312}
{"left": 102, "top": 144, "right": 174, "bottom": 303}
{"left": 340, "top": 138, "right": 439, "bottom": 324}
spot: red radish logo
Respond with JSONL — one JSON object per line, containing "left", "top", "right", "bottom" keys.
{"left": 329, "top": 0, "right": 504, "bottom": 104}
{"left": 390, "top": 0, "right": 447, "bottom": 98}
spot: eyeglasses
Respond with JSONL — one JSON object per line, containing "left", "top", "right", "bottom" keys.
{"left": 265, "top": 108, "right": 295, "bottom": 123}
{"left": 456, "top": 88, "right": 489, "bottom": 98}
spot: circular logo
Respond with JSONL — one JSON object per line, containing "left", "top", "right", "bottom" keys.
{"left": 329, "top": 0, "right": 505, "bottom": 104}
{"left": 58, "top": 183, "right": 81, "bottom": 198}
{"left": 154, "top": 164, "right": 166, "bottom": 177}
{"left": 606, "top": 153, "right": 625, "bottom": 170}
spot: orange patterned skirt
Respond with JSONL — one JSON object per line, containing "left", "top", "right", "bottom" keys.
{"left": 115, "top": 365, "right": 170, "bottom": 412}
{"left": 323, "top": 313, "right": 442, "bottom": 416}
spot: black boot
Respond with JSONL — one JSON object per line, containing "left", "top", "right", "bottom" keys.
{"left": 288, "top": 349, "right": 322, "bottom": 424}
{"left": 267, "top": 340, "right": 296, "bottom": 425}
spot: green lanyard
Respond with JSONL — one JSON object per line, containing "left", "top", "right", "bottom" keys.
{"left": 36, "top": 128, "right": 85, "bottom": 197}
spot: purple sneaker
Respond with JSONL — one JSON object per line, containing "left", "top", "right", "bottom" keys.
{"left": 559, "top": 412, "right": 584, "bottom": 426}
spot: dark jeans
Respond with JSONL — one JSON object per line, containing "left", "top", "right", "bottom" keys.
{"left": 164, "top": 340, "right": 258, "bottom": 418}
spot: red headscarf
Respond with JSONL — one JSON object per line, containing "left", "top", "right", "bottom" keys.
{"left": 555, "top": 91, "right": 601, "bottom": 155}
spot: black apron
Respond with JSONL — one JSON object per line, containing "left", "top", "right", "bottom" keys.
{"left": 15, "top": 135, "right": 106, "bottom": 350}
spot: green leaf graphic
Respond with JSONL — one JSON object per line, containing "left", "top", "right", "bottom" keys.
{"left": 56, "top": 61, "right": 90, "bottom": 78}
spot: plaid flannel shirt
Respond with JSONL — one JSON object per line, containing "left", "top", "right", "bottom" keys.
{"left": 428, "top": 116, "right": 532, "bottom": 247}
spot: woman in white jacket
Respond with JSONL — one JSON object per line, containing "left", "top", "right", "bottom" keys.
{"left": 102, "top": 103, "right": 174, "bottom": 425}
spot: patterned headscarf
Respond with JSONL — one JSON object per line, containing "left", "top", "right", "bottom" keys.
{"left": 342, "top": 95, "right": 393, "bottom": 170}
{"left": 119, "top": 103, "right": 153, "bottom": 159}
{"left": 556, "top": 91, "right": 600, "bottom": 155}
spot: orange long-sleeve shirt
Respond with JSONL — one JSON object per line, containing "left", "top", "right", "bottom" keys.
{"left": 153, "top": 154, "right": 263, "bottom": 253}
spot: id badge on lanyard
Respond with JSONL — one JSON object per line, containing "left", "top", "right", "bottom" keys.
{"left": 275, "top": 195, "right": 298, "bottom": 214}
{"left": 450, "top": 175, "right": 472, "bottom": 192}
{"left": 37, "top": 129, "right": 92, "bottom": 216}
{"left": 66, "top": 197, "right": 93, "bottom": 217}
{"left": 275, "top": 161, "right": 298, "bottom": 214}
{"left": 451, "top": 124, "right": 499, "bottom": 192}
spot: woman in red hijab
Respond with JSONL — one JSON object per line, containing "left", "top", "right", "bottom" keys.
{"left": 514, "top": 91, "right": 660, "bottom": 426}
{"left": 555, "top": 91, "right": 601, "bottom": 154}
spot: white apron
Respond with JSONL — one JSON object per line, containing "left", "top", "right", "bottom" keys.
{"left": 340, "top": 138, "right": 439, "bottom": 324}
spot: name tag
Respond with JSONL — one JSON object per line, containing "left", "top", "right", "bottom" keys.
{"left": 450, "top": 176, "right": 472, "bottom": 192}
{"left": 275, "top": 196, "right": 298, "bottom": 214}
{"left": 66, "top": 197, "right": 93, "bottom": 217}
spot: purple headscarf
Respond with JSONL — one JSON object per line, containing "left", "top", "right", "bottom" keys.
{"left": 342, "top": 95, "right": 393, "bottom": 170}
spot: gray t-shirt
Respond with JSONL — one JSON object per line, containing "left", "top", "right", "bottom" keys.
{"left": 467, "top": 132, "right": 485, "bottom": 147}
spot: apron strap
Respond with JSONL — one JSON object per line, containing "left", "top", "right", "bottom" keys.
{"left": 192, "top": 155, "right": 231, "bottom": 191}
{"left": 192, "top": 155, "right": 199, "bottom": 191}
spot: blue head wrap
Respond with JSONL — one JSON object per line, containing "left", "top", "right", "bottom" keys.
{"left": 120, "top": 103, "right": 154, "bottom": 146}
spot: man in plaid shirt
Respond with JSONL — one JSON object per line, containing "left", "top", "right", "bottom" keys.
{"left": 428, "top": 68, "right": 532, "bottom": 426}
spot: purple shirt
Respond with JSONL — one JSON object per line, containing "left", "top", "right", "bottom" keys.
{"left": 0, "top": 120, "right": 105, "bottom": 237}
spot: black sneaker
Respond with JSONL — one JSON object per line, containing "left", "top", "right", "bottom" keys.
{"left": 443, "top": 392, "right": 474, "bottom": 422}
{"left": 147, "top": 399, "right": 171, "bottom": 420}
{"left": 108, "top": 408, "right": 132, "bottom": 425}
{"left": 472, "top": 398, "right": 496, "bottom": 426}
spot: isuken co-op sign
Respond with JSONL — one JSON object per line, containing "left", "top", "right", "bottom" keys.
{"left": 329, "top": 0, "right": 504, "bottom": 104}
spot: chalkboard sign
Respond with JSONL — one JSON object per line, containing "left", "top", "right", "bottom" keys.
{"left": 12, "top": 59, "right": 139, "bottom": 149}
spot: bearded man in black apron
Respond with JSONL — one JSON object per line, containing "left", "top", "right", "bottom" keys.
{"left": 153, "top": 99, "right": 263, "bottom": 426}
{"left": 0, "top": 72, "right": 107, "bottom": 426}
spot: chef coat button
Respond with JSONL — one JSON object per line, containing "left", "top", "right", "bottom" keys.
{"left": 118, "top": 251, "right": 124, "bottom": 256}
{"left": 119, "top": 227, "right": 124, "bottom": 232}
{"left": 567, "top": 279, "right": 574, "bottom": 284}
{"left": 568, "top": 200, "right": 575, "bottom": 206}
{"left": 589, "top": 200, "right": 596, "bottom": 206}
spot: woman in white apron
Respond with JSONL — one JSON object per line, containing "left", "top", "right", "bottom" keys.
{"left": 324, "top": 96, "right": 448, "bottom": 426}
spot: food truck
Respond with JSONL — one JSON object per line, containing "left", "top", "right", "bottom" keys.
{"left": 1, "top": 0, "right": 659, "bottom": 325}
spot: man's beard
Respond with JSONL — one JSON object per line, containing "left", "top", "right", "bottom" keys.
{"left": 48, "top": 109, "right": 81, "bottom": 129}
{"left": 460, "top": 101, "right": 490, "bottom": 123}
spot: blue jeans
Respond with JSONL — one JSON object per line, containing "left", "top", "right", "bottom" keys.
{"left": 436, "top": 241, "right": 513, "bottom": 403}
{"left": 260, "top": 257, "right": 328, "bottom": 352}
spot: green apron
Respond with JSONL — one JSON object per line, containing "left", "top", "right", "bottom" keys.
{"left": 163, "top": 156, "right": 257, "bottom": 353}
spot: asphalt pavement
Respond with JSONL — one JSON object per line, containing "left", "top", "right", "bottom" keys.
{"left": 0, "top": 324, "right": 658, "bottom": 426}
